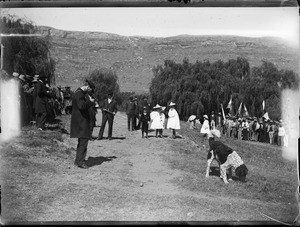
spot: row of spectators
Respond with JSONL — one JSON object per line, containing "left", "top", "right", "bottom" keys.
{"left": 190, "top": 111, "right": 287, "bottom": 147}
{"left": 11, "top": 72, "right": 74, "bottom": 129}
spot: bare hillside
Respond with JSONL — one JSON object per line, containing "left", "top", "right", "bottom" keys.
{"left": 37, "top": 26, "right": 299, "bottom": 93}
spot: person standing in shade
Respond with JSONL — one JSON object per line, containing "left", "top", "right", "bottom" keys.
{"left": 97, "top": 90, "right": 118, "bottom": 140}
{"left": 125, "top": 96, "right": 135, "bottom": 131}
{"left": 241, "top": 118, "right": 249, "bottom": 140}
{"left": 216, "top": 112, "right": 222, "bottom": 131}
{"left": 35, "top": 75, "right": 50, "bottom": 130}
{"left": 166, "top": 102, "right": 180, "bottom": 139}
{"left": 70, "top": 80, "right": 95, "bottom": 169}
{"left": 133, "top": 97, "right": 140, "bottom": 130}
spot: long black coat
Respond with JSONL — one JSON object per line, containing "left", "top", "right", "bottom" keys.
{"left": 35, "top": 80, "right": 49, "bottom": 113}
{"left": 70, "top": 88, "right": 94, "bottom": 139}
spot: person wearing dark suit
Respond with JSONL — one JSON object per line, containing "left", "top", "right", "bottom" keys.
{"left": 70, "top": 80, "right": 95, "bottom": 169}
{"left": 125, "top": 96, "right": 136, "bottom": 131}
{"left": 35, "top": 76, "right": 50, "bottom": 130}
{"left": 97, "top": 91, "right": 118, "bottom": 140}
{"left": 86, "top": 89, "right": 98, "bottom": 140}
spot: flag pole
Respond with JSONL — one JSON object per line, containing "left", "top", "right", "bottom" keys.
{"left": 221, "top": 103, "right": 226, "bottom": 120}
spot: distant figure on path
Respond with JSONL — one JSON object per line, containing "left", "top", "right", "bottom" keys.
{"left": 139, "top": 107, "right": 150, "bottom": 138}
{"left": 97, "top": 90, "right": 118, "bottom": 140}
{"left": 125, "top": 96, "right": 136, "bottom": 131}
{"left": 70, "top": 80, "right": 95, "bottom": 169}
{"left": 166, "top": 102, "right": 180, "bottom": 139}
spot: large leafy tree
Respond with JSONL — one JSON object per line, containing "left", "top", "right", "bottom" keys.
{"left": 0, "top": 15, "right": 55, "bottom": 83}
{"left": 85, "top": 68, "right": 121, "bottom": 105}
{"left": 149, "top": 57, "right": 298, "bottom": 121}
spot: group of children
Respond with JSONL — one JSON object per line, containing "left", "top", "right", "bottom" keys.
{"left": 138, "top": 102, "right": 181, "bottom": 139}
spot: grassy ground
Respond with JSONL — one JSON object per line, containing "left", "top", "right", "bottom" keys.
{"left": 0, "top": 114, "right": 298, "bottom": 224}
{"left": 162, "top": 122, "right": 298, "bottom": 222}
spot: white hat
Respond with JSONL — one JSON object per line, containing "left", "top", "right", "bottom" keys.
{"left": 12, "top": 72, "right": 19, "bottom": 77}
{"left": 169, "top": 102, "right": 176, "bottom": 106}
{"left": 34, "top": 75, "right": 39, "bottom": 79}
{"left": 19, "top": 74, "right": 26, "bottom": 81}
{"left": 153, "top": 104, "right": 162, "bottom": 109}
{"left": 203, "top": 115, "right": 208, "bottom": 119}
{"left": 208, "top": 129, "right": 221, "bottom": 138}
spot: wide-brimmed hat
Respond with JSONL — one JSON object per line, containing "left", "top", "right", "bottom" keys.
{"left": 85, "top": 79, "right": 95, "bottom": 91}
{"left": 169, "top": 102, "right": 176, "bottom": 107}
{"left": 19, "top": 74, "right": 26, "bottom": 81}
{"left": 153, "top": 104, "right": 162, "bottom": 109}
{"left": 203, "top": 115, "right": 208, "bottom": 119}
{"left": 32, "top": 75, "right": 39, "bottom": 82}
{"left": 12, "top": 72, "right": 19, "bottom": 77}
{"left": 25, "top": 75, "right": 32, "bottom": 81}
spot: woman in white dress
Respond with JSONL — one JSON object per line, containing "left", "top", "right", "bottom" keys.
{"left": 200, "top": 115, "right": 210, "bottom": 136}
{"left": 150, "top": 104, "right": 165, "bottom": 138}
{"left": 166, "top": 102, "right": 180, "bottom": 139}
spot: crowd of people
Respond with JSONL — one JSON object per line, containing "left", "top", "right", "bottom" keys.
{"left": 125, "top": 97, "right": 181, "bottom": 139}
{"left": 194, "top": 111, "right": 288, "bottom": 147}
{"left": 3, "top": 72, "right": 75, "bottom": 131}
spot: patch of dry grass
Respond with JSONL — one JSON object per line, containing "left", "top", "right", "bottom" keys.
{"left": 165, "top": 121, "right": 298, "bottom": 206}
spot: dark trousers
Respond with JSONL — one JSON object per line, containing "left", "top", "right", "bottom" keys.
{"left": 141, "top": 122, "right": 148, "bottom": 133}
{"left": 133, "top": 115, "right": 138, "bottom": 130}
{"left": 127, "top": 114, "right": 135, "bottom": 131}
{"left": 89, "top": 121, "right": 95, "bottom": 138}
{"left": 36, "top": 112, "right": 47, "bottom": 129}
{"left": 98, "top": 113, "right": 114, "bottom": 139}
{"left": 75, "top": 138, "right": 89, "bottom": 165}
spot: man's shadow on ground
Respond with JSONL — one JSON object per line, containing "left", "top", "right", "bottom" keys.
{"left": 86, "top": 156, "right": 117, "bottom": 167}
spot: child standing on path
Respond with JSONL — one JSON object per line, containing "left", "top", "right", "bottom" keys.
{"left": 166, "top": 102, "right": 180, "bottom": 139}
{"left": 150, "top": 104, "right": 164, "bottom": 138}
{"left": 139, "top": 107, "right": 150, "bottom": 138}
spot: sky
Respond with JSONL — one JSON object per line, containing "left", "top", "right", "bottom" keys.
{"left": 1, "top": 7, "right": 299, "bottom": 47}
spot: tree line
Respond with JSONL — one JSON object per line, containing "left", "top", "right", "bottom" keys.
{"left": 149, "top": 57, "right": 299, "bottom": 121}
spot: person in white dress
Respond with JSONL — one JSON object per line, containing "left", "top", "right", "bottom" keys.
{"left": 167, "top": 102, "right": 180, "bottom": 139}
{"left": 200, "top": 115, "right": 210, "bottom": 136}
{"left": 150, "top": 104, "right": 165, "bottom": 138}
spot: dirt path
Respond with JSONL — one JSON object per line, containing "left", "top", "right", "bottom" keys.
{"left": 1, "top": 111, "right": 297, "bottom": 223}
{"left": 51, "top": 112, "right": 198, "bottom": 221}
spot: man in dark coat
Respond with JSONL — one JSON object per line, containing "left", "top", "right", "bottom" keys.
{"left": 70, "top": 80, "right": 95, "bottom": 169}
{"left": 97, "top": 90, "right": 118, "bottom": 140}
{"left": 125, "top": 96, "right": 136, "bottom": 131}
{"left": 35, "top": 75, "right": 50, "bottom": 130}
{"left": 86, "top": 88, "right": 97, "bottom": 139}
